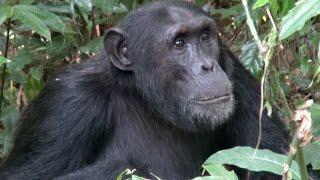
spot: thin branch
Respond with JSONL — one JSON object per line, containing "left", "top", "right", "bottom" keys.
{"left": 266, "top": 8, "right": 276, "bottom": 29}
{"left": 240, "top": 0, "right": 264, "bottom": 52}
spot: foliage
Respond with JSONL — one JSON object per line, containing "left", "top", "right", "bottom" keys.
{"left": 0, "top": 0, "right": 319, "bottom": 179}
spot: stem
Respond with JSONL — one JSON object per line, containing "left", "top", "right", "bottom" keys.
{"left": 241, "top": 1, "right": 278, "bottom": 151}
{"left": 296, "top": 146, "right": 309, "bottom": 180}
{"left": 0, "top": 18, "right": 11, "bottom": 117}
{"left": 283, "top": 128, "right": 299, "bottom": 180}
{"left": 240, "top": 0, "right": 264, "bottom": 52}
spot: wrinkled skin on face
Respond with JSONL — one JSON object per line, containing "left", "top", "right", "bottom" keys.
{"left": 121, "top": 5, "right": 234, "bottom": 131}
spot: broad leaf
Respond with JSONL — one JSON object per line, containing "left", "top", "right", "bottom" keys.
{"left": 269, "top": 0, "right": 279, "bottom": 15}
{"left": 37, "top": 2, "right": 71, "bottom": 14}
{"left": 29, "top": 66, "right": 44, "bottom": 81}
{"left": 10, "top": 50, "right": 33, "bottom": 71}
{"left": 280, "top": 0, "right": 320, "bottom": 40}
{"left": 239, "top": 41, "right": 262, "bottom": 76}
{"left": 279, "top": 0, "right": 294, "bottom": 17}
{"left": 0, "top": 5, "right": 9, "bottom": 26}
{"left": 204, "top": 146, "right": 301, "bottom": 179}
{"left": 74, "top": 0, "right": 93, "bottom": 12}
{"left": 13, "top": 5, "right": 51, "bottom": 40}
{"left": 211, "top": 5, "right": 243, "bottom": 19}
{"left": 79, "top": 37, "right": 103, "bottom": 54}
{"left": 253, "top": 0, "right": 269, "bottom": 9}
{"left": 32, "top": 10, "right": 66, "bottom": 33}
{"left": 14, "top": 5, "right": 65, "bottom": 33}
{"left": 20, "top": 0, "right": 35, "bottom": 4}
{"left": 201, "top": 164, "right": 238, "bottom": 180}
{"left": 0, "top": 106, "right": 20, "bottom": 155}
{"left": 303, "top": 142, "right": 320, "bottom": 170}
{"left": 93, "top": 0, "right": 107, "bottom": 13}
{"left": 0, "top": 106, "right": 19, "bottom": 130}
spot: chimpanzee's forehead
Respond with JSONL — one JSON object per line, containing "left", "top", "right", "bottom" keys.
{"left": 153, "top": 5, "right": 210, "bottom": 25}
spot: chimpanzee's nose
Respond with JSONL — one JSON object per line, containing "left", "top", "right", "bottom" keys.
{"left": 201, "top": 61, "right": 214, "bottom": 72}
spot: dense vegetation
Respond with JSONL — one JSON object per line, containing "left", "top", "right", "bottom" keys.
{"left": 0, "top": 0, "right": 319, "bottom": 179}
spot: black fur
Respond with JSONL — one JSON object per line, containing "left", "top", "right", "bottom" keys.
{"left": 0, "top": 1, "right": 289, "bottom": 179}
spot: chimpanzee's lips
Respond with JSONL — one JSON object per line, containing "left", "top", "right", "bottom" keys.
{"left": 192, "top": 94, "right": 231, "bottom": 105}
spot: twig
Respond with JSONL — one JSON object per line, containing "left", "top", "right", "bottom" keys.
{"left": 241, "top": 1, "right": 278, "bottom": 151}
{"left": 240, "top": 0, "right": 264, "bottom": 52}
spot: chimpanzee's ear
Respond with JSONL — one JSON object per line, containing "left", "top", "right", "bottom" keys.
{"left": 104, "top": 28, "right": 132, "bottom": 71}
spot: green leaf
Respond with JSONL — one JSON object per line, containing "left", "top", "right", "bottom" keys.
{"left": 0, "top": 56, "right": 10, "bottom": 65}
{"left": 32, "top": 10, "right": 66, "bottom": 33}
{"left": 0, "top": 5, "right": 9, "bottom": 26}
{"left": 93, "top": 0, "right": 107, "bottom": 13}
{"left": 311, "top": 103, "right": 320, "bottom": 130}
{"left": 300, "top": 57, "right": 309, "bottom": 76}
{"left": 116, "top": 169, "right": 148, "bottom": 180}
{"left": 253, "top": 0, "right": 269, "bottom": 9}
{"left": 20, "top": 0, "right": 35, "bottom": 4}
{"left": 14, "top": 5, "right": 65, "bottom": 33}
{"left": 279, "top": 0, "right": 294, "bottom": 17}
{"left": 36, "top": 2, "right": 71, "bottom": 14}
{"left": 10, "top": 50, "right": 33, "bottom": 71}
{"left": 112, "top": 3, "right": 128, "bottom": 13}
{"left": 13, "top": 5, "right": 51, "bottom": 40}
{"left": 0, "top": 106, "right": 19, "bottom": 129}
{"left": 269, "top": 0, "right": 279, "bottom": 15}
{"left": 211, "top": 5, "right": 243, "bottom": 19}
{"left": 303, "top": 142, "right": 320, "bottom": 170}
{"left": 79, "top": 37, "right": 103, "bottom": 54}
{"left": 74, "top": 0, "right": 93, "bottom": 12}
{"left": 279, "top": 0, "right": 320, "bottom": 40}
{"left": 29, "top": 66, "right": 44, "bottom": 81}
{"left": 0, "top": 106, "right": 20, "bottom": 155}
{"left": 24, "top": 75, "right": 45, "bottom": 100}
{"left": 239, "top": 41, "right": 262, "bottom": 76}
{"left": 204, "top": 146, "right": 301, "bottom": 179}
{"left": 201, "top": 164, "right": 238, "bottom": 180}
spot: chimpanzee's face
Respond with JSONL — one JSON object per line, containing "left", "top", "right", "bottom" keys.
{"left": 105, "top": 3, "right": 234, "bottom": 131}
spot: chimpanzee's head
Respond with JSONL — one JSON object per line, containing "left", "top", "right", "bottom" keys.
{"left": 104, "top": 1, "right": 234, "bottom": 131}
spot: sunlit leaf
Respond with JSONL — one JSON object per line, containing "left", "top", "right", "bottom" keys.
{"left": 269, "top": 0, "right": 279, "bottom": 15}
{"left": 74, "top": 0, "right": 93, "bottom": 12}
{"left": 199, "top": 164, "right": 238, "bottom": 180}
{"left": 280, "top": 0, "right": 320, "bottom": 40}
{"left": 0, "top": 56, "right": 10, "bottom": 65}
{"left": 253, "top": 0, "right": 269, "bottom": 9}
{"left": 204, "top": 146, "right": 301, "bottom": 179}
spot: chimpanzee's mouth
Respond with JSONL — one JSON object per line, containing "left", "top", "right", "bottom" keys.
{"left": 192, "top": 94, "right": 231, "bottom": 105}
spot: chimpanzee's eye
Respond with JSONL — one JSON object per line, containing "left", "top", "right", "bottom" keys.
{"left": 174, "top": 37, "right": 185, "bottom": 48}
{"left": 200, "top": 31, "right": 210, "bottom": 42}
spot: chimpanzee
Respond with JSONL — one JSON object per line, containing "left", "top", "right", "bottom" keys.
{"left": 0, "top": 1, "right": 290, "bottom": 179}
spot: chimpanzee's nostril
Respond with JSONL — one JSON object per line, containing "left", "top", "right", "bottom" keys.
{"left": 201, "top": 62, "right": 213, "bottom": 71}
